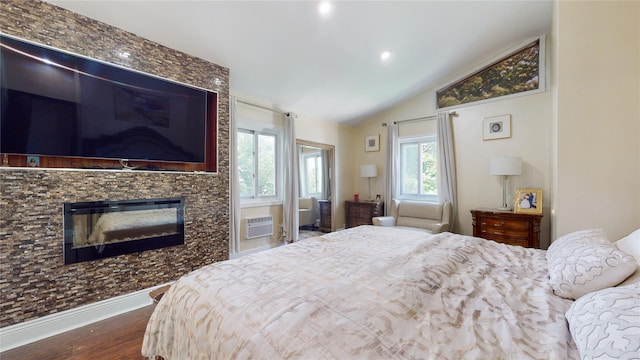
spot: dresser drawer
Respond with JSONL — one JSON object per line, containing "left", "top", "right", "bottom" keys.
{"left": 479, "top": 218, "right": 529, "bottom": 237}
{"left": 345, "top": 201, "right": 384, "bottom": 228}
{"left": 352, "top": 206, "right": 373, "bottom": 219}
{"left": 471, "top": 209, "right": 543, "bottom": 249}
{"left": 350, "top": 218, "right": 373, "bottom": 227}
{"left": 484, "top": 234, "right": 530, "bottom": 248}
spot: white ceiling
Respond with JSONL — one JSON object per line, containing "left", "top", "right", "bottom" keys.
{"left": 45, "top": 1, "right": 552, "bottom": 124}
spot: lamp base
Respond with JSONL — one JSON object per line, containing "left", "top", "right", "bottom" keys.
{"left": 497, "top": 175, "right": 512, "bottom": 212}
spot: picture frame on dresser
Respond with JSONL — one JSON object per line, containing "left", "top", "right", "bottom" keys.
{"left": 514, "top": 188, "right": 542, "bottom": 214}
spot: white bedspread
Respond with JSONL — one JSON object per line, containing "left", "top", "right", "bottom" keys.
{"left": 142, "top": 226, "right": 577, "bottom": 359}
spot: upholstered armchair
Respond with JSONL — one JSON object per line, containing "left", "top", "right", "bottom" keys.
{"left": 372, "top": 199, "right": 452, "bottom": 234}
{"left": 298, "top": 197, "right": 319, "bottom": 228}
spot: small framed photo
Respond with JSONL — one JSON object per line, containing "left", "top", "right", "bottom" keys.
{"left": 27, "top": 156, "right": 40, "bottom": 167}
{"left": 483, "top": 114, "right": 511, "bottom": 140}
{"left": 365, "top": 134, "right": 380, "bottom": 152}
{"left": 514, "top": 188, "right": 542, "bottom": 214}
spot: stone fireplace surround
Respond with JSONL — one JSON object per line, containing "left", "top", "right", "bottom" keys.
{"left": 0, "top": 0, "right": 230, "bottom": 328}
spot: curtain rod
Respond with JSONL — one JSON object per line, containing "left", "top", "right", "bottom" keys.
{"left": 237, "top": 99, "right": 286, "bottom": 115}
{"left": 381, "top": 111, "right": 458, "bottom": 126}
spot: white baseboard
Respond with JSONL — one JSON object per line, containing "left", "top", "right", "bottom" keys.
{"left": 0, "top": 283, "right": 170, "bottom": 352}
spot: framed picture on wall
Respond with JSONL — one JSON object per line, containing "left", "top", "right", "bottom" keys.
{"left": 365, "top": 134, "right": 380, "bottom": 152}
{"left": 483, "top": 114, "right": 511, "bottom": 140}
{"left": 27, "top": 156, "right": 40, "bottom": 167}
{"left": 514, "top": 188, "right": 542, "bottom": 214}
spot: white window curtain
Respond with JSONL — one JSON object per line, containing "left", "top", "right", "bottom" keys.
{"left": 436, "top": 112, "right": 458, "bottom": 232}
{"left": 384, "top": 122, "right": 398, "bottom": 215}
{"left": 282, "top": 112, "right": 299, "bottom": 243}
{"left": 297, "top": 146, "right": 303, "bottom": 197}
{"left": 229, "top": 95, "right": 241, "bottom": 254}
{"left": 321, "top": 149, "right": 331, "bottom": 200}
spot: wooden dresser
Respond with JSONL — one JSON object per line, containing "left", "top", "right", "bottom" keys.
{"left": 470, "top": 208, "right": 542, "bottom": 248}
{"left": 345, "top": 200, "right": 384, "bottom": 228}
{"left": 318, "top": 200, "right": 332, "bottom": 232}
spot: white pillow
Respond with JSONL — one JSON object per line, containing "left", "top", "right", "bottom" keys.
{"left": 565, "top": 283, "right": 640, "bottom": 360}
{"left": 615, "top": 229, "right": 640, "bottom": 263}
{"left": 546, "top": 229, "right": 637, "bottom": 299}
{"left": 615, "top": 229, "right": 640, "bottom": 286}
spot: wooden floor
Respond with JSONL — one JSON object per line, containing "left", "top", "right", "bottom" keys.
{"left": 1, "top": 305, "right": 155, "bottom": 360}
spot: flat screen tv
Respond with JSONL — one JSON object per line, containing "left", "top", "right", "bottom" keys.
{"left": 0, "top": 34, "right": 209, "bottom": 164}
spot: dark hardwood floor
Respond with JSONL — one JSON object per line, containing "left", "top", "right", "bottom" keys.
{"left": 1, "top": 305, "right": 154, "bottom": 360}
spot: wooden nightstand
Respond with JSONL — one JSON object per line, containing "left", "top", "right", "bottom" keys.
{"left": 345, "top": 200, "right": 384, "bottom": 228}
{"left": 318, "top": 200, "right": 332, "bottom": 232}
{"left": 470, "top": 208, "right": 542, "bottom": 248}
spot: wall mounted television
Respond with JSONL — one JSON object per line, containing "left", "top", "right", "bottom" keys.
{"left": 0, "top": 34, "right": 214, "bottom": 167}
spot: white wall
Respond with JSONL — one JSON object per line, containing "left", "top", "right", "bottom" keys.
{"left": 235, "top": 101, "right": 348, "bottom": 248}
{"left": 238, "top": 1, "right": 640, "bottom": 247}
{"left": 452, "top": 92, "right": 553, "bottom": 244}
{"left": 553, "top": 1, "right": 640, "bottom": 241}
{"left": 296, "top": 113, "right": 352, "bottom": 231}
{"left": 235, "top": 103, "right": 285, "bottom": 251}
{"left": 347, "top": 0, "right": 640, "bottom": 246}
{"left": 353, "top": 88, "right": 554, "bottom": 246}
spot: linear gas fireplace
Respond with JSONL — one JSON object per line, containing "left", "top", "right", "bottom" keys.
{"left": 63, "top": 197, "right": 185, "bottom": 264}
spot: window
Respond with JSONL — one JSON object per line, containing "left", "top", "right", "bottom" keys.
{"left": 436, "top": 37, "right": 544, "bottom": 109}
{"left": 301, "top": 151, "right": 323, "bottom": 197}
{"left": 237, "top": 125, "right": 281, "bottom": 201}
{"left": 398, "top": 135, "right": 438, "bottom": 201}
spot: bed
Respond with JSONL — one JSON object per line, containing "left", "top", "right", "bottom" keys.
{"left": 142, "top": 226, "right": 640, "bottom": 359}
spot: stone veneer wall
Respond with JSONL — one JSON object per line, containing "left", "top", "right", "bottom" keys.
{"left": 0, "top": 1, "right": 230, "bottom": 327}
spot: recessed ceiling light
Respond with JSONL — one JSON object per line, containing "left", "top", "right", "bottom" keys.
{"left": 317, "top": 1, "right": 332, "bottom": 16}
{"left": 380, "top": 51, "right": 391, "bottom": 61}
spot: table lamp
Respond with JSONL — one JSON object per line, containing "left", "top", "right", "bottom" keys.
{"left": 490, "top": 156, "right": 522, "bottom": 210}
{"left": 360, "top": 164, "right": 377, "bottom": 201}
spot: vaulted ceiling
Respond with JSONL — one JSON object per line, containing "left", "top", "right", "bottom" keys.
{"left": 46, "top": 1, "right": 552, "bottom": 123}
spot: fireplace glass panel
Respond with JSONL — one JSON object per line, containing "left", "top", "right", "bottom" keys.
{"left": 71, "top": 208, "right": 179, "bottom": 248}
{"left": 63, "top": 197, "right": 184, "bottom": 264}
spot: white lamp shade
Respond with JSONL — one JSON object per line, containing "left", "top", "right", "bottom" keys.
{"left": 489, "top": 157, "right": 522, "bottom": 176}
{"left": 360, "top": 164, "right": 377, "bottom": 178}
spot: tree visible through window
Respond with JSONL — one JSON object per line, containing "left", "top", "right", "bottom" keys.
{"left": 436, "top": 39, "right": 541, "bottom": 108}
{"left": 238, "top": 128, "right": 278, "bottom": 199}
{"left": 399, "top": 136, "right": 438, "bottom": 200}
{"left": 302, "top": 152, "right": 322, "bottom": 196}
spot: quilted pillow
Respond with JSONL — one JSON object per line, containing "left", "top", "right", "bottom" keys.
{"left": 565, "top": 283, "right": 640, "bottom": 359}
{"left": 546, "top": 229, "right": 636, "bottom": 299}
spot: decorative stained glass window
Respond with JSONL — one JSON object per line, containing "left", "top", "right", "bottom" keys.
{"left": 437, "top": 39, "right": 542, "bottom": 109}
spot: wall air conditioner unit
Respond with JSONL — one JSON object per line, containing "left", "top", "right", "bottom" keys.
{"left": 245, "top": 216, "right": 274, "bottom": 239}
